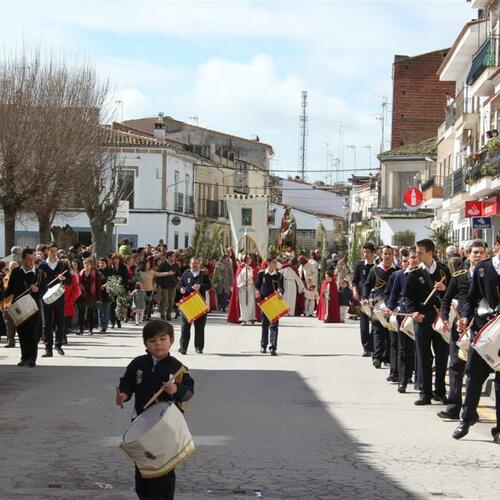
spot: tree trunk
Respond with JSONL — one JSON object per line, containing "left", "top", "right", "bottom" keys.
{"left": 91, "top": 216, "right": 114, "bottom": 257}
{"left": 3, "top": 205, "right": 17, "bottom": 256}
{"left": 37, "top": 212, "right": 52, "bottom": 244}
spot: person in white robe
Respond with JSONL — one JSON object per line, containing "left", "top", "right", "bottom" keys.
{"left": 281, "top": 263, "right": 305, "bottom": 316}
{"left": 237, "top": 262, "right": 256, "bottom": 324}
{"left": 304, "top": 256, "right": 319, "bottom": 289}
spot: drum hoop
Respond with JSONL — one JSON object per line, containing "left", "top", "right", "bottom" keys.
{"left": 473, "top": 314, "right": 500, "bottom": 346}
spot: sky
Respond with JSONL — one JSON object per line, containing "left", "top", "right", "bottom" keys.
{"left": 0, "top": 0, "right": 474, "bottom": 183}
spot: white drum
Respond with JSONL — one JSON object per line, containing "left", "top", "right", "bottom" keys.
{"left": 400, "top": 316, "right": 415, "bottom": 340}
{"left": 472, "top": 314, "right": 500, "bottom": 371}
{"left": 360, "top": 302, "right": 372, "bottom": 318}
{"left": 43, "top": 283, "right": 65, "bottom": 305}
{"left": 6, "top": 294, "right": 39, "bottom": 326}
{"left": 388, "top": 314, "right": 399, "bottom": 333}
{"left": 372, "top": 300, "right": 390, "bottom": 328}
{"left": 120, "top": 402, "right": 195, "bottom": 479}
{"left": 457, "top": 330, "right": 471, "bottom": 362}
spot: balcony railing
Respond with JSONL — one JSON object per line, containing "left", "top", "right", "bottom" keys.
{"left": 174, "top": 192, "right": 184, "bottom": 212}
{"left": 454, "top": 86, "right": 476, "bottom": 120}
{"left": 184, "top": 195, "right": 194, "bottom": 214}
{"left": 467, "top": 35, "right": 500, "bottom": 86}
{"left": 421, "top": 176, "right": 443, "bottom": 192}
{"left": 443, "top": 167, "right": 467, "bottom": 200}
{"left": 465, "top": 148, "right": 500, "bottom": 185}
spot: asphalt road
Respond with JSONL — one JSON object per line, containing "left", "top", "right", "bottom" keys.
{"left": 0, "top": 313, "right": 498, "bottom": 499}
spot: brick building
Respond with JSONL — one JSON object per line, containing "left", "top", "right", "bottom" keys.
{"left": 391, "top": 49, "right": 455, "bottom": 149}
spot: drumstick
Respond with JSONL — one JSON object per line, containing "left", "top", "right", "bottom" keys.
{"left": 47, "top": 269, "right": 68, "bottom": 288}
{"left": 143, "top": 373, "right": 177, "bottom": 411}
{"left": 423, "top": 277, "right": 446, "bottom": 306}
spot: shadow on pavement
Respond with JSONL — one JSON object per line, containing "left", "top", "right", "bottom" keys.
{"left": 0, "top": 366, "right": 417, "bottom": 499}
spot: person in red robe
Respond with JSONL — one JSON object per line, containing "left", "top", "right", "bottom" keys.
{"left": 317, "top": 270, "right": 340, "bottom": 323}
{"left": 227, "top": 258, "right": 262, "bottom": 323}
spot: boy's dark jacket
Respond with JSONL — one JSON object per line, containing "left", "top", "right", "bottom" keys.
{"left": 119, "top": 353, "right": 194, "bottom": 415}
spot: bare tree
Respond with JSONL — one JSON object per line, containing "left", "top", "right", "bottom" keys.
{"left": 79, "top": 129, "right": 126, "bottom": 257}
{"left": 0, "top": 50, "right": 42, "bottom": 251}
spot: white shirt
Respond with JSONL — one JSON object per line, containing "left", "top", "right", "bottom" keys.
{"left": 492, "top": 255, "right": 500, "bottom": 275}
{"left": 265, "top": 268, "right": 278, "bottom": 276}
{"left": 364, "top": 259, "right": 375, "bottom": 266}
{"left": 21, "top": 266, "right": 36, "bottom": 274}
{"left": 419, "top": 260, "right": 437, "bottom": 275}
{"left": 377, "top": 262, "right": 396, "bottom": 271}
{"left": 47, "top": 258, "right": 59, "bottom": 271}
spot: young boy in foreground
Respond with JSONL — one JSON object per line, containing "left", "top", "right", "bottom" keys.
{"left": 116, "top": 319, "right": 194, "bottom": 500}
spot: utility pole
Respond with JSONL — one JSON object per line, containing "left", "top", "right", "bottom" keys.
{"left": 298, "top": 91, "right": 308, "bottom": 180}
{"left": 115, "top": 100, "right": 123, "bottom": 123}
{"left": 347, "top": 145, "right": 357, "bottom": 175}
{"left": 375, "top": 95, "right": 389, "bottom": 153}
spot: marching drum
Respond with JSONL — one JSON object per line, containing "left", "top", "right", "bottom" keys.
{"left": 388, "top": 314, "right": 399, "bottom": 333}
{"left": 120, "top": 402, "right": 195, "bottom": 479}
{"left": 360, "top": 302, "right": 372, "bottom": 319}
{"left": 42, "top": 283, "right": 65, "bottom": 305}
{"left": 457, "top": 330, "right": 471, "bottom": 362}
{"left": 177, "top": 291, "right": 209, "bottom": 324}
{"left": 400, "top": 316, "right": 415, "bottom": 340}
{"left": 372, "top": 300, "right": 390, "bottom": 329}
{"left": 258, "top": 291, "right": 289, "bottom": 323}
{"left": 6, "top": 294, "right": 39, "bottom": 327}
{"left": 472, "top": 314, "right": 500, "bottom": 371}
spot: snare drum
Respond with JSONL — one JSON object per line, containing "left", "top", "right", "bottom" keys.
{"left": 372, "top": 300, "right": 390, "bottom": 328}
{"left": 120, "top": 402, "right": 195, "bottom": 479}
{"left": 457, "top": 330, "right": 471, "bottom": 362}
{"left": 6, "top": 294, "right": 39, "bottom": 327}
{"left": 360, "top": 302, "right": 372, "bottom": 318}
{"left": 42, "top": 283, "right": 65, "bottom": 305}
{"left": 400, "top": 316, "right": 415, "bottom": 340}
{"left": 472, "top": 314, "right": 500, "bottom": 371}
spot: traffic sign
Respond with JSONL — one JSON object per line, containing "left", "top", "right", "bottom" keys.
{"left": 114, "top": 217, "right": 128, "bottom": 225}
{"left": 471, "top": 217, "right": 492, "bottom": 229}
{"left": 403, "top": 187, "right": 423, "bottom": 208}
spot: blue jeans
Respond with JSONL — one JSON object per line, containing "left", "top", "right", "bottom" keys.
{"left": 98, "top": 302, "right": 112, "bottom": 331}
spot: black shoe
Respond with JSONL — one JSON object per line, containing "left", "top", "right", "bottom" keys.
{"left": 414, "top": 396, "right": 432, "bottom": 406}
{"left": 62, "top": 337, "right": 68, "bottom": 346}
{"left": 491, "top": 428, "right": 500, "bottom": 444}
{"left": 270, "top": 348, "right": 277, "bottom": 356}
{"left": 195, "top": 348, "right": 203, "bottom": 354}
{"left": 27, "top": 360, "right": 36, "bottom": 367}
{"left": 437, "top": 410, "right": 460, "bottom": 420}
{"left": 76, "top": 330, "right": 83, "bottom": 336}
{"left": 372, "top": 359, "right": 381, "bottom": 369}
{"left": 111, "top": 323, "right": 115, "bottom": 329}
{"left": 42, "top": 350, "right": 53, "bottom": 358}
{"left": 4, "top": 344, "right": 15, "bottom": 348}
{"left": 432, "top": 392, "right": 448, "bottom": 404}
{"left": 17, "top": 359, "right": 28, "bottom": 366}
{"left": 166, "top": 316, "right": 172, "bottom": 321}
{"left": 89, "top": 330, "right": 93, "bottom": 336}
{"left": 386, "top": 375, "right": 398, "bottom": 383}
{"left": 178, "top": 348, "right": 187, "bottom": 355}
{"left": 100, "top": 329, "right": 106, "bottom": 334}
{"left": 56, "top": 347, "right": 65, "bottom": 356}
{"left": 362, "top": 350, "right": 372, "bottom": 357}
{"left": 453, "top": 420, "right": 476, "bottom": 440}
{"left": 397, "top": 385, "right": 406, "bottom": 393}
{"left": 260, "top": 347, "right": 267, "bottom": 354}
{"left": 117, "top": 321, "right": 122, "bottom": 328}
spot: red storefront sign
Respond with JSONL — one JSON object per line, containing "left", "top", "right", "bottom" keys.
{"left": 465, "top": 201, "right": 483, "bottom": 218}
{"left": 483, "top": 195, "right": 500, "bottom": 216}
{"left": 403, "top": 187, "right": 423, "bottom": 207}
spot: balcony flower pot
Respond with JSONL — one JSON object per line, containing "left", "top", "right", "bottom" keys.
{"left": 487, "top": 138, "right": 500, "bottom": 154}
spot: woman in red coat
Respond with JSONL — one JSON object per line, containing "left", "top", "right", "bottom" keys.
{"left": 62, "top": 259, "right": 80, "bottom": 345}
{"left": 317, "top": 270, "right": 340, "bottom": 323}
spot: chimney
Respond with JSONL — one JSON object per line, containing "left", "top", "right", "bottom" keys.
{"left": 154, "top": 112, "right": 166, "bottom": 141}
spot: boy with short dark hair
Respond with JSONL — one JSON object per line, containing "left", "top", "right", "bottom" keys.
{"left": 116, "top": 320, "right": 194, "bottom": 500}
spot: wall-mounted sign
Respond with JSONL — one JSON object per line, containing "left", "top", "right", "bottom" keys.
{"left": 483, "top": 195, "right": 499, "bottom": 217}
{"left": 471, "top": 217, "right": 492, "bottom": 229}
{"left": 403, "top": 187, "right": 423, "bottom": 208}
{"left": 465, "top": 200, "right": 483, "bottom": 218}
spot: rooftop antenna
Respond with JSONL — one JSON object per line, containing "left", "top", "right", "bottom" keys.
{"left": 115, "top": 100, "right": 123, "bottom": 123}
{"left": 298, "top": 91, "right": 308, "bottom": 180}
{"left": 189, "top": 115, "right": 199, "bottom": 126}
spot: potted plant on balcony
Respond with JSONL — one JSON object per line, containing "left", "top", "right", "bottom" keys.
{"left": 480, "top": 160, "right": 497, "bottom": 177}
{"left": 487, "top": 138, "right": 500, "bottom": 155}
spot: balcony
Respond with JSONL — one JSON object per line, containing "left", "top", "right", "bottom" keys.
{"left": 465, "top": 146, "right": 500, "bottom": 197}
{"left": 350, "top": 211, "right": 363, "bottom": 223}
{"left": 174, "top": 192, "right": 184, "bottom": 213}
{"left": 470, "top": 1, "right": 490, "bottom": 8}
{"left": 184, "top": 195, "right": 194, "bottom": 215}
{"left": 198, "top": 199, "right": 228, "bottom": 219}
{"left": 443, "top": 167, "right": 467, "bottom": 200}
{"left": 467, "top": 35, "right": 500, "bottom": 96}
{"left": 454, "top": 86, "right": 478, "bottom": 130}
{"left": 422, "top": 177, "right": 444, "bottom": 209}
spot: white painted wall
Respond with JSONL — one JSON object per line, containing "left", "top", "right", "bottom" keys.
{"left": 379, "top": 217, "right": 433, "bottom": 246}
{"left": 280, "top": 179, "right": 345, "bottom": 218}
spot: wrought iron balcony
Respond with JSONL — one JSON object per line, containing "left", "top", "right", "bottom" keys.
{"left": 184, "top": 195, "right": 194, "bottom": 214}
{"left": 443, "top": 167, "right": 466, "bottom": 200}
{"left": 467, "top": 35, "right": 500, "bottom": 86}
{"left": 174, "top": 192, "right": 184, "bottom": 213}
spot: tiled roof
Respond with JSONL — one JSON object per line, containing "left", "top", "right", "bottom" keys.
{"left": 104, "top": 127, "right": 166, "bottom": 147}
{"left": 379, "top": 137, "right": 437, "bottom": 158}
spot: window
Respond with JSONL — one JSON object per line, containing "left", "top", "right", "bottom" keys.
{"left": 174, "top": 170, "right": 180, "bottom": 193}
{"left": 184, "top": 233, "right": 189, "bottom": 248}
{"left": 174, "top": 231, "right": 179, "bottom": 250}
{"left": 242, "top": 208, "right": 252, "bottom": 226}
{"left": 118, "top": 170, "right": 135, "bottom": 209}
